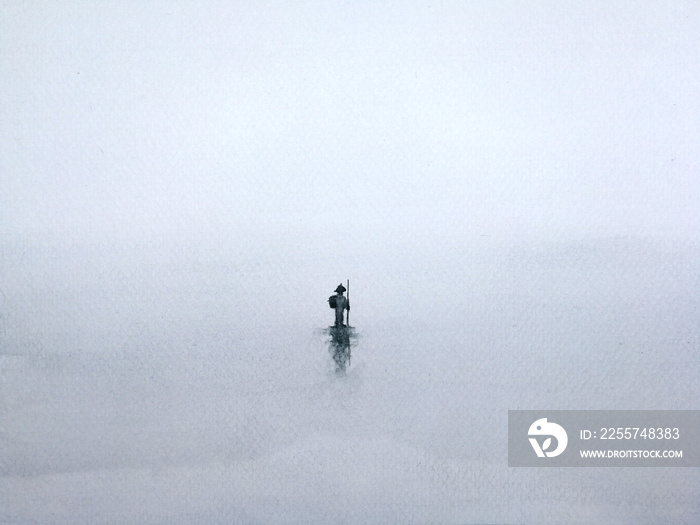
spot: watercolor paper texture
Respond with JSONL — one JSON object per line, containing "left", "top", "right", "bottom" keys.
{"left": 2, "top": 2, "right": 698, "bottom": 524}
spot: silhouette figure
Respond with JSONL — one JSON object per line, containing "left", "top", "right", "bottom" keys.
{"left": 328, "top": 283, "right": 350, "bottom": 327}
{"left": 325, "top": 283, "right": 354, "bottom": 373}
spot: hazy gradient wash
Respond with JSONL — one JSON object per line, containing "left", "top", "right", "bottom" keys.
{"left": 2, "top": 2, "right": 699, "bottom": 524}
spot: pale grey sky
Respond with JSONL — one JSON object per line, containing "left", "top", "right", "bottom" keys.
{"left": 3, "top": 5, "right": 700, "bottom": 523}
{"left": 2, "top": 2, "right": 698, "bottom": 246}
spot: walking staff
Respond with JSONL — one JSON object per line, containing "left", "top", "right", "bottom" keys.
{"left": 346, "top": 279, "right": 350, "bottom": 327}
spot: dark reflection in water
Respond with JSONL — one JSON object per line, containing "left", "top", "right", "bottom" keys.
{"left": 324, "top": 325, "right": 357, "bottom": 374}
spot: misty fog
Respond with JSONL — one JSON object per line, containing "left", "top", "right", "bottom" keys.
{"left": 2, "top": 2, "right": 699, "bottom": 524}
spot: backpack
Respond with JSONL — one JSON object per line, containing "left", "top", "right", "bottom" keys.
{"left": 328, "top": 295, "right": 337, "bottom": 309}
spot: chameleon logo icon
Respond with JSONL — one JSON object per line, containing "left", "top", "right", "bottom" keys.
{"left": 528, "top": 418, "right": 568, "bottom": 458}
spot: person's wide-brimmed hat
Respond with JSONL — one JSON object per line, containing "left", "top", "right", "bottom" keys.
{"left": 335, "top": 284, "right": 346, "bottom": 293}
